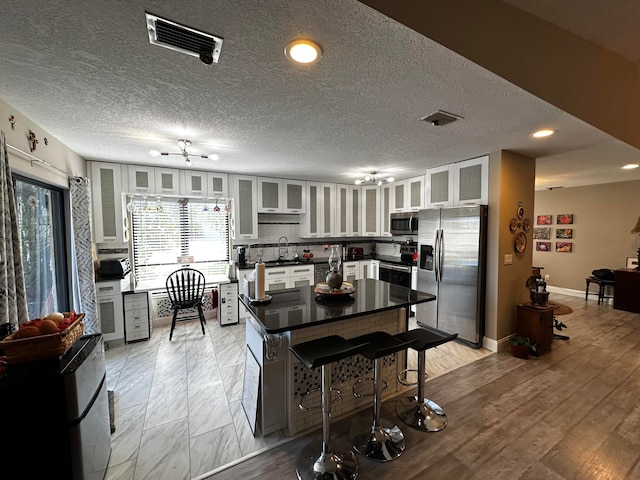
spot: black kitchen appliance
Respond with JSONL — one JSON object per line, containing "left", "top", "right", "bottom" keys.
{"left": 0, "top": 334, "right": 112, "bottom": 479}
{"left": 99, "top": 257, "right": 131, "bottom": 279}
{"left": 237, "top": 246, "right": 247, "bottom": 267}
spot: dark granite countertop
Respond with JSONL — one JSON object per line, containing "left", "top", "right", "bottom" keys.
{"left": 238, "top": 278, "right": 435, "bottom": 334}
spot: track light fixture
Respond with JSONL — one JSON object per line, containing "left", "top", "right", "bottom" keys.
{"left": 149, "top": 139, "right": 220, "bottom": 166}
{"left": 354, "top": 171, "right": 395, "bottom": 186}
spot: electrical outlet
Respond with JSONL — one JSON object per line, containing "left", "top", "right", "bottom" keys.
{"left": 544, "top": 274, "right": 550, "bottom": 281}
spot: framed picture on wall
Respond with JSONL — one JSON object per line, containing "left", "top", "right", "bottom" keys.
{"left": 556, "top": 242, "right": 573, "bottom": 253}
{"left": 556, "top": 228, "right": 573, "bottom": 239}
{"left": 536, "top": 242, "right": 552, "bottom": 252}
{"left": 557, "top": 214, "right": 574, "bottom": 224}
{"left": 537, "top": 215, "right": 552, "bottom": 225}
{"left": 533, "top": 227, "right": 550, "bottom": 239}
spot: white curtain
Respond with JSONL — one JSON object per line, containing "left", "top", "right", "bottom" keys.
{"left": 0, "top": 131, "right": 28, "bottom": 331}
{"left": 69, "top": 176, "right": 99, "bottom": 334}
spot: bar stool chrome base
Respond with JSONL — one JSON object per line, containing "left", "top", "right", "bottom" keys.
{"left": 395, "top": 395, "right": 448, "bottom": 432}
{"left": 296, "top": 442, "right": 359, "bottom": 480}
{"left": 349, "top": 418, "right": 405, "bottom": 462}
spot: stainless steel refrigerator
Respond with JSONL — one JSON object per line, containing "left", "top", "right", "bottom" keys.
{"left": 416, "top": 205, "right": 488, "bottom": 348}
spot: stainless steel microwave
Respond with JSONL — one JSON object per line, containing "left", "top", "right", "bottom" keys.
{"left": 390, "top": 212, "right": 418, "bottom": 235}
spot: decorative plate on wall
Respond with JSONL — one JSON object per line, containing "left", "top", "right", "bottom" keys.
{"left": 522, "top": 218, "right": 532, "bottom": 232}
{"left": 517, "top": 206, "right": 525, "bottom": 219}
{"left": 509, "top": 218, "right": 519, "bottom": 233}
{"left": 514, "top": 232, "right": 527, "bottom": 253}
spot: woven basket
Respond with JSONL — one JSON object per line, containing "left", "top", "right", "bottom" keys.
{"left": 0, "top": 313, "right": 85, "bottom": 364}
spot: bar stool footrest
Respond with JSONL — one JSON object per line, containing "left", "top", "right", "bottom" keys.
{"left": 352, "top": 377, "right": 387, "bottom": 398}
{"left": 397, "top": 368, "right": 429, "bottom": 387}
{"left": 298, "top": 386, "right": 343, "bottom": 411}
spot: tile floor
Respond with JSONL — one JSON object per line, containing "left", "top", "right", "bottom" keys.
{"left": 104, "top": 313, "right": 491, "bottom": 480}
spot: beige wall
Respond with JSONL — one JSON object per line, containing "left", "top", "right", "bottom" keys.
{"left": 0, "top": 98, "right": 85, "bottom": 186}
{"left": 533, "top": 180, "right": 640, "bottom": 291}
{"left": 486, "top": 150, "right": 536, "bottom": 350}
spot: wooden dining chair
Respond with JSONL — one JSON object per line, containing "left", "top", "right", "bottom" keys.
{"left": 166, "top": 268, "right": 206, "bottom": 340}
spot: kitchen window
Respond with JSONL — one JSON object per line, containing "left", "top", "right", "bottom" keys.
{"left": 130, "top": 197, "right": 230, "bottom": 284}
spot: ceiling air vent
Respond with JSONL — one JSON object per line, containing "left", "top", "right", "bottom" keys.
{"left": 145, "top": 12, "right": 223, "bottom": 64}
{"left": 420, "top": 110, "right": 463, "bottom": 127}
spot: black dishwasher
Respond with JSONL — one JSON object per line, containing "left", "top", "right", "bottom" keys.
{"left": 0, "top": 334, "right": 111, "bottom": 479}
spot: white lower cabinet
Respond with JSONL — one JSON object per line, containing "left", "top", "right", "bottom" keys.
{"left": 218, "top": 282, "right": 239, "bottom": 325}
{"left": 95, "top": 279, "right": 126, "bottom": 346}
{"left": 123, "top": 291, "right": 151, "bottom": 343}
{"left": 342, "top": 261, "right": 360, "bottom": 283}
{"left": 265, "top": 264, "right": 315, "bottom": 291}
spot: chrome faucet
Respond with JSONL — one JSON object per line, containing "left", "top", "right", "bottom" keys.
{"left": 278, "top": 236, "right": 289, "bottom": 260}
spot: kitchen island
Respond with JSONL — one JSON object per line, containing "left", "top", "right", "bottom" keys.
{"left": 239, "top": 278, "right": 436, "bottom": 436}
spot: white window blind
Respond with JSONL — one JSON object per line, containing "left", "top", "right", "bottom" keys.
{"left": 131, "top": 197, "right": 229, "bottom": 284}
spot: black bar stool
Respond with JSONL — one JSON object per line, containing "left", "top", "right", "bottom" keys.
{"left": 289, "top": 335, "right": 368, "bottom": 480}
{"left": 395, "top": 328, "right": 458, "bottom": 432}
{"left": 348, "top": 331, "right": 416, "bottom": 462}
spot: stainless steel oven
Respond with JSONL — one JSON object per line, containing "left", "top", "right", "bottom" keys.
{"left": 379, "top": 262, "right": 412, "bottom": 288}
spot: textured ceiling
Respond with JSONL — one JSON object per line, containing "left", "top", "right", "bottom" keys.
{"left": 1, "top": 0, "right": 639, "bottom": 190}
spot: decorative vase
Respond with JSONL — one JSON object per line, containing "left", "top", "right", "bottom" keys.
{"left": 326, "top": 244, "right": 343, "bottom": 290}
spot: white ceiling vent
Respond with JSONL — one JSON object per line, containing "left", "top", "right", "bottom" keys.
{"left": 420, "top": 110, "right": 464, "bottom": 126}
{"left": 145, "top": 12, "right": 223, "bottom": 64}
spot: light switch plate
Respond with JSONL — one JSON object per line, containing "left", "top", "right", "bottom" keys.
{"left": 504, "top": 254, "right": 513, "bottom": 265}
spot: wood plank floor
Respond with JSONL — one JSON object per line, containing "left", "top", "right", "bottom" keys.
{"left": 206, "top": 294, "right": 640, "bottom": 480}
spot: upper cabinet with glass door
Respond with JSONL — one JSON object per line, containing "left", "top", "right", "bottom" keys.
{"left": 89, "top": 161, "right": 128, "bottom": 243}
{"left": 230, "top": 175, "right": 258, "bottom": 240}
{"left": 301, "top": 182, "right": 335, "bottom": 237}
{"left": 425, "top": 155, "right": 488, "bottom": 207}
{"left": 257, "top": 178, "right": 305, "bottom": 213}
{"left": 180, "top": 170, "right": 228, "bottom": 198}
{"left": 391, "top": 175, "right": 424, "bottom": 213}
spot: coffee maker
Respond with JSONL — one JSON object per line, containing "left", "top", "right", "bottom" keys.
{"left": 237, "top": 246, "right": 247, "bottom": 267}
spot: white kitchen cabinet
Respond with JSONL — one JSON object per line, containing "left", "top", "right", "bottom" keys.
{"left": 349, "top": 186, "right": 361, "bottom": 236}
{"left": 289, "top": 264, "right": 314, "bottom": 287}
{"left": 426, "top": 155, "right": 488, "bottom": 207}
{"left": 181, "top": 170, "right": 228, "bottom": 198}
{"left": 95, "top": 279, "right": 126, "bottom": 346}
{"left": 392, "top": 180, "right": 407, "bottom": 213}
{"left": 370, "top": 260, "right": 380, "bottom": 280}
{"left": 335, "top": 184, "right": 349, "bottom": 237}
{"left": 218, "top": 282, "right": 238, "bottom": 325}
{"left": 207, "top": 172, "right": 229, "bottom": 198}
{"left": 454, "top": 155, "right": 489, "bottom": 205}
{"left": 90, "top": 161, "right": 128, "bottom": 243}
{"left": 123, "top": 291, "right": 150, "bottom": 343}
{"left": 342, "top": 261, "right": 360, "bottom": 284}
{"left": 360, "top": 260, "right": 369, "bottom": 279}
{"left": 258, "top": 178, "right": 306, "bottom": 214}
{"left": 231, "top": 175, "right": 258, "bottom": 240}
{"left": 264, "top": 267, "right": 290, "bottom": 291}
{"left": 407, "top": 175, "right": 424, "bottom": 211}
{"left": 302, "top": 182, "right": 335, "bottom": 237}
{"left": 154, "top": 167, "right": 180, "bottom": 195}
{"left": 380, "top": 183, "right": 393, "bottom": 236}
{"left": 283, "top": 179, "right": 305, "bottom": 214}
{"left": 128, "top": 165, "right": 156, "bottom": 194}
{"left": 361, "top": 185, "right": 380, "bottom": 236}
{"left": 257, "top": 177, "right": 282, "bottom": 213}
{"left": 392, "top": 176, "right": 424, "bottom": 212}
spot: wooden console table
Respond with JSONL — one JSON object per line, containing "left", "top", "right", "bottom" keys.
{"left": 614, "top": 268, "right": 640, "bottom": 314}
{"left": 516, "top": 303, "right": 555, "bottom": 353}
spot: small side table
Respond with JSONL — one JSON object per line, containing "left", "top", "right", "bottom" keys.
{"left": 516, "top": 303, "right": 555, "bottom": 353}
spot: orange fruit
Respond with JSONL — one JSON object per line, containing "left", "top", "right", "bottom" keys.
{"left": 38, "top": 319, "right": 59, "bottom": 334}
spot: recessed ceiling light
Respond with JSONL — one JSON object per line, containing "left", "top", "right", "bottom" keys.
{"left": 531, "top": 129, "right": 556, "bottom": 138}
{"left": 622, "top": 164, "right": 639, "bottom": 170}
{"left": 284, "top": 39, "right": 322, "bottom": 64}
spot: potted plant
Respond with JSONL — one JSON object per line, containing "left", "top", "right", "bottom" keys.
{"left": 510, "top": 335, "right": 537, "bottom": 359}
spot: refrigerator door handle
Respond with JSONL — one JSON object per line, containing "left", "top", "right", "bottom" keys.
{"left": 434, "top": 229, "right": 441, "bottom": 282}
{"left": 439, "top": 229, "right": 445, "bottom": 281}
